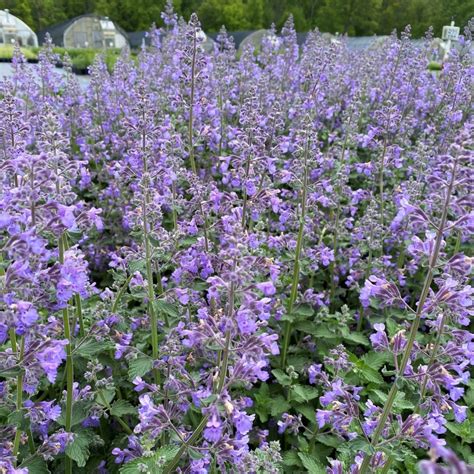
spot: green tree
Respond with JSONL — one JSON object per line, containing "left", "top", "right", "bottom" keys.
{"left": 317, "top": 0, "right": 382, "bottom": 35}
{"left": 0, "top": 0, "right": 33, "bottom": 26}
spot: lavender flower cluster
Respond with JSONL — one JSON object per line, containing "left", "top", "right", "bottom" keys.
{"left": 0, "top": 3, "right": 472, "bottom": 473}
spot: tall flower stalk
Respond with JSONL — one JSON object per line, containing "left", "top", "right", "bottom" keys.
{"left": 281, "top": 137, "right": 309, "bottom": 369}
{"left": 58, "top": 234, "right": 74, "bottom": 474}
{"left": 358, "top": 154, "right": 459, "bottom": 474}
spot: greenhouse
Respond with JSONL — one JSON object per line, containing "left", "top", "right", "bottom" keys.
{"left": 39, "top": 14, "right": 128, "bottom": 49}
{"left": 0, "top": 9, "right": 38, "bottom": 47}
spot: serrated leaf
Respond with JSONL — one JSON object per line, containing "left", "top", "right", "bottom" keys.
{"left": 128, "top": 260, "right": 146, "bottom": 274}
{"left": 128, "top": 356, "right": 153, "bottom": 380}
{"left": 8, "top": 409, "right": 29, "bottom": 430}
{"left": 120, "top": 446, "right": 180, "bottom": 474}
{"left": 345, "top": 437, "right": 374, "bottom": 454}
{"left": 291, "top": 385, "right": 319, "bottom": 403}
{"left": 111, "top": 399, "right": 136, "bottom": 417}
{"left": 287, "top": 355, "right": 310, "bottom": 372}
{"left": 20, "top": 456, "right": 51, "bottom": 474}
{"left": 295, "top": 404, "right": 317, "bottom": 423}
{"left": 75, "top": 339, "right": 112, "bottom": 358}
{"left": 0, "top": 367, "right": 23, "bottom": 378}
{"left": 154, "top": 300, "right": 179, "bottom": 319}
{"left": 96, "top": 388, "right": 115, "bottom": 406}
{"left": 361, "top": 351, "right": 391, "bottom": 370}
{"left": 358, "top": 364, "right": 384, "bottom": 385}
{"left": 342, "top": 332, "right": 370, "bottom": 346}
{"left": 254, "top": 383, "right": 270, "bottom": 423}
{"left": 315, "top": 434, "right": 341, "bottom": 448}
{"left": 58, "top": 401, "right": 93, "bottom": 428}
{"left": 269, "top": 396, "right": 291, "bottom": 417}
{"left": 293, "top": 304, "right": 315, "bottom": 317}
{"left": 297, "top": 453, "right": 326, "bottom": 474}
{"left": 371, "top": 390, "right": 414, "bottom": 410}
{"left": 188, "top": 447, "right": 204, "bottom": 460}
{"left": 271, "top": 369, "right": 292, "bottom": 386}
{"left": 463, "top": 387, "right": 474, "bottom": 407}
{"left": 294, "top": 322, "right": 339, "bottom": 339}
{"left": 282, "top": 451, "right": 302, "bottom": 467}
{"left": 446, "top": 420, "right": 474, "bottom": 442}
{"left": 66, "top": 431, "right": 92, "bottom": 467}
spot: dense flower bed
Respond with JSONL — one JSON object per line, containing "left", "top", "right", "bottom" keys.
{"left": 0, "top": 3, "right": 473, "bottom": 473}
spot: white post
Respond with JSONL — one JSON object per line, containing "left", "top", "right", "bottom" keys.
{"left": 441, "top": 20, "right": 460, "bottom": 61}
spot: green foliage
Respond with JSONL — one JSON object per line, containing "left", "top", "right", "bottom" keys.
{"left": 65, "top": 429, "right": 102, "bottom": 468}
{"left": 119, "top": 445, "right": 180, "bottom": 474}
{"left": 298, "top": 452, "right": 326, "bottom": 474}
{"left": 128, "top": 355, "right": 154, "bottom": 380}
{"left": 0, "top": 45, "right": 37, "bottom": 60}
{"left": 110, "top": 399, "right": 137, "bottom": 417}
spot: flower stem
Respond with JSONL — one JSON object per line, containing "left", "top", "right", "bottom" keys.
{"left": 59, "top": 234, "right": 74, "bottom": 474}
{"left": 359, "top": 157, "right": 458, "bottom": 474}
{"left": 329, "top": 110, "right": 352, "bottom": 310}
{"left": 417, "top": 312, "right": 447, "bottom": 406}
{"left": 10, "top": 331, "right": 24, "bottom": 464}
{"left": 111, "top": 273, "right": 134, "bottom": 313}
{"left": 73, "top": 294, "right": 84, "bottom": 338}
{"left": 142, "top": 195, "right": 162, "bottom": 384}
{"left": 281, "top": 139, "right": 309, "bottom": 369}
{"left": 188, "top": 24, "right": 197, "bottom": 174}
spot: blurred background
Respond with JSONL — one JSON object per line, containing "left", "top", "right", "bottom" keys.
{"left": 1, "top": 0, "right": 473, "bottom": 38}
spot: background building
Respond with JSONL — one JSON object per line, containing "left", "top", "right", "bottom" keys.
{"left": 38, "top": 14, "right": 128, "bottom": 49}
{"left": 0, "top": 9, "right": 38, "bottom": 47}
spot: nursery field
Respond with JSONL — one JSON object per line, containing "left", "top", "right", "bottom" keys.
{"left": 0, "top": 5, "right": 473, "bottom": 474}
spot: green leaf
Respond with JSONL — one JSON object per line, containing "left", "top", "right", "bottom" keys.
{"left": 66, "top": 431, "right": 92, "bottom": 467}
{"left": 282, "top": 451, "right": 302, "bottom": 467}
{"left": 154, "top": 300, "right": 179, "bottom": 319}
{"left": 372, "top": 390, "right": 414, "bottom": 410}
{"left": 57, "top": 401, "right": 93, "bottom": 428}
{"left": 20, "top": 456, "right": 51, "bottom": 474}
{"left": 96, "top": 388, "right": 115, "bottom": 406}
{"left": 358, "top": 364, "right": 384, "bottom": 385}
{"left": 271, "top": 369, "right": 292, "bottom": 386}
{"left": 291, "top": 385, "right": 319, "bottom": 403}
{"left": 463, "top": 384, "right": 474, "bottom": 407}
{"left": 287, "top": 355, "right": 309, "bottom": 372}
{"left": 294, "top": 322, "right": 339, "bottom": 339}
{"left": 75, "top": 339, "right": 112, "bottom": 358}
{"left": 345, "top": 437, "right": 374, "bottom": 454}
{"left": 111, "top": 399, "right": 136, "bottom": 417}
{"left": 297, "top": 453, "right": 326, "bottom": 474}
{"left": 315, "top": 434, "right": 342, "bottom": 448}
{"left": 188, "top": 447, "right": 204, "bottom": 460}
{"left": 295, "top": 404, "right": 317, "bottom": 423}
{"left": 446, "top": 420, "right": 474, "bottom": 443}
{"left": 0, "top": 367, "right": 23, "bottom": 377}
{"left": 254, "top": 383, "right": 270, "bottom": 423}
{"left": 293, "top": 304, "right": 315, "bottom": 317}
{"left": 8, "top": 409, "right": 29, "bottom": 430}
{"left": 361, "top": 351, "right": 391, "bottom": 370}
{"left": 128, "top": 356, "right": 154, "bottom": 380}
{"left": 269, "top": 396, "right": 291, "bottom": 417}
{"left": 120, "top": 446, "right": 180, "bottom": 474}
{"left": 342, "top": 331, "right": 370, "bottom": 346}
{"left": 128, "top": 260, "right": 146, "bottom": 274}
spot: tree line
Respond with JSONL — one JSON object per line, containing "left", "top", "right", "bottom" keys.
{"left": 2, "top": 0, "right": 473, "bottom": 38}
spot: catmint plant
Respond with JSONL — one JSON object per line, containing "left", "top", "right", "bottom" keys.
{"left": 0, "top": 6, "right": 472, "bottom": 473}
